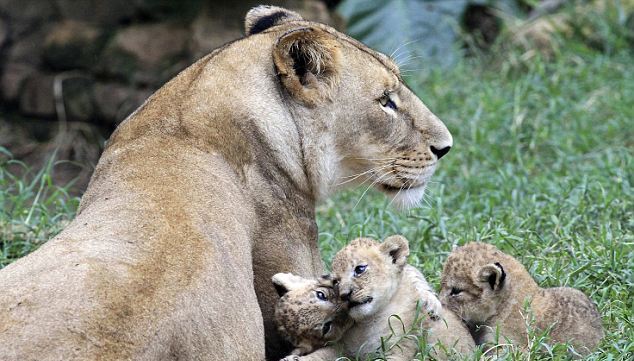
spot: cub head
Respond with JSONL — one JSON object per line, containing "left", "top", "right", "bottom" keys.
{"left": 245, "top": 6, "right": 453, "bottom": 209}
{"left": 439, "top": 243, "right": 523, "bottom": 326}
{"left": 272, "top": 273, "right": 351, "bottom": 355}
{"left": 331, "top": 236, "right": 410, "bottom": 320}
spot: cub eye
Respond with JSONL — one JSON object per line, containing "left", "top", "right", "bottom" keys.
{"left": 321, "top": 321, "right": 332, "bottom": 336}
{"left": 316, "top": 291, "right": 328, "bottom": 301}
{"left": 450, "top": 287, "right": 462, "bottom": 296}
{"left": 354, "top": 264, "right": 367, "bottom": 276}
{"left": 379, "top": 93, "right": 397, "bottom": 110}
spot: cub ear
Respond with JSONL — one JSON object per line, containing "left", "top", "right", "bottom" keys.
{"left": 477, "top": 262, "right": 506, "bottom": 291}
{"left": 379, "top": 235, "right": 410, "bottom": 267}
{"left": 272, "top": 273, "right": 313, "bottom": 297}
{"left": 245, "top": 5, "right": 303, "bottom": 36}
{"left": 273, "top": 27, "right": 341, "bottom": 107}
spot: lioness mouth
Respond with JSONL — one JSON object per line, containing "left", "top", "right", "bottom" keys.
{"left": 379, "top": 183, "right": 422, "bottom": 193}
{"left": 349, "top": 297, "right": 373, "bottom": 308}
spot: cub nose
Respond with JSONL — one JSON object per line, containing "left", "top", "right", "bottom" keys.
{"left": 430, "top": 145, "right": 451, "bottom": 160}
{"left": 339, "top": 287, "right": 352, "bottom": 302}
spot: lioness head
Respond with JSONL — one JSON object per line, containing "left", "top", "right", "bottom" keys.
{"left": 272, "top": 273, "right": 350, "bottom": 355}
{"left": 331, "top": 236, "right": 410, "bottom": 320}
{"left": 439, "top": 242, "right": 518, "bottom": 326}
{"left": 245, "top": 6, "right": 453, "bottom": 209}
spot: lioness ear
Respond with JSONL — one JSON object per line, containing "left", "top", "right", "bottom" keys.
{"left": 272, "top": 273, "right": 313, "bottom": 297}
{"left": 477, "top": 262, "right": 506, "bottom": 291}
{"left": 379, "top": 235, "right": 410, "bottom": 267}
{"left": 273, "top": 27, "right": 341, "bottom": 106}
{"left": 245, "top": 5, "right": 303, "bottom": 35}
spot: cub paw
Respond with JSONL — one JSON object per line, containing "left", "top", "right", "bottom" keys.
{"left": 422, "top": 294, "right": 443, "bottom": 320}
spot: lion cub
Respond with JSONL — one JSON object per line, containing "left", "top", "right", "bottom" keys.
{"left": 272, "top": 273, "right": 352, "bottom": 357}
{"left": 439, "top": 242, "right": 604, "bottom": 356}
{"left": 274, "top": 236, "right": 475, "bottom": 361}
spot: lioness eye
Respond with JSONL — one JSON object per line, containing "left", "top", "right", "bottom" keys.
{"left": 379, "top": 93, "right": 397, "bottom": 110}
{"left": 354, "top": 264, "right": 367, "bottom": 276}
{"left": 450, "top": 287, "right": 462, "bottom": 296}
{"left": 322, "top": 321, "right": 332, "bottom": 336}
{"left": 316, "top": 291, "right": 327, "bottom": 301}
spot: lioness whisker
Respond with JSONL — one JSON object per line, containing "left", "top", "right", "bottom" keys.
{"left": 389, "top": 39, "right": 420, "bottom": 62}
{"left": 353, "top": 170, "right": 396, "bottom": 210}
{"left": 336, "top": 164, "right": 394, "bottom": 186}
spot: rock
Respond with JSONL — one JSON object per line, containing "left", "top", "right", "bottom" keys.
{"left": 0, "top": 0, "right": 57, "bottom": 38}
{"left": 43, "top": 20, "right": 106, "bottom": 70}
{"left": 61, "top": 75, "right": 95, "bottom": 122}
{"left": 294, "top": 0, "right": 340, "bottom": 28}
{"left": 189, "top": 11, "right": 242, "bottom": 60}
{"left": 112, "top": 23, "right": 190, "bottom": 68}
{"left": 0, "top": 16, "right": 8, "bottom": 49}
{"left": 4, "top": 23, "right": 51, "bottom": 66}
{"left": 1, "top": 63, "right": 36, "bottom": 102}
{"left": 19, "top": 72, "right": 94, "bottom": 121}
{"left": 53, "top": 0, "right": 135, "bottom": 25}
{"left": 19, "top": 73, "right": 56, "bottom": 117}
{"left": 133, "top": 0, "right": 202, "bottom": 21}
{"left": 99, "top": 23, "right": 190, "bottom": 86}
{"left": 93, "top": 82, "right": 152, "bottom": 125}
{"left": 0, "top": 0, "right": 57, "bottom": 23}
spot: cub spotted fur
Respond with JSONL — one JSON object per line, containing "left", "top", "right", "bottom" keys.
{"left": 272, "top": 273, "right": 352, "bottom": 357}
{"left": 440, "top": 242, "right": 604, "bottom": 356}
{"left": 275, "top": 236, "right": 475, "bottom": 361}
{"left": 0, "top": 5, "right": 452, "bottom": 361}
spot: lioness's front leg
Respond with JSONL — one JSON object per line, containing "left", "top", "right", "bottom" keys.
{"left": 252, "top": 215, "right": 323, "bottom": 360}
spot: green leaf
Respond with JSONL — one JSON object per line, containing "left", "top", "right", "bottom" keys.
{"left": 338, "top": 0, "right": 468, "bottom": 68}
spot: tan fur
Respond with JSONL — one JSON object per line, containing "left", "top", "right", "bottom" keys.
{"left": 0, "top": 6, "right": 452, "bottom": 361}
{"left": 440, "top": 242, "right": 604, "bottom": 356}
{"left": 279, "top": 237, "right": 474, "bottom": 361}
{"left": 272, "top": 273, "right": 352, "bottom": 357}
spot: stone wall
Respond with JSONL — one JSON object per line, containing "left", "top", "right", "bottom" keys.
{"left": 0, "top": 0, "right": 339, "bottom": 127}
{"left": 0, "top": 0, "right": 340, "bottom": 191}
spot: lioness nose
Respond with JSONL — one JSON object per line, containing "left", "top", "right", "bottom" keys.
{"left": 340, "top": 290, "right": 351, "bottom": 302}
{"left": 430, "top": 145, "right": 451, "bottom": 160}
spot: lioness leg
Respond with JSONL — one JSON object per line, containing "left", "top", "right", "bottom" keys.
{"left": 252, "top": 217, "right": 323, "bottom": 360}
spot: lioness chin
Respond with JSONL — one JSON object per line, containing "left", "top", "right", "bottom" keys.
{"left": 0, "top": 5, "right": 452, "bottom": 361}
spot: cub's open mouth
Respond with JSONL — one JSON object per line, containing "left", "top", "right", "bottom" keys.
{"left": 349, "top": 297, "right": 373, "bottom": 308}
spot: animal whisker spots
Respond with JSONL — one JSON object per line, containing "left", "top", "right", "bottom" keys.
{"left": 351, "top": 156, "right": 399, "bottom": 162}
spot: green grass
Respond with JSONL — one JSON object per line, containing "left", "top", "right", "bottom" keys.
{"left": 1, "top": 26, "right": 632, "bottom": 361}
{"left": 0, "top": 150, "right": 80, "bottom": 268}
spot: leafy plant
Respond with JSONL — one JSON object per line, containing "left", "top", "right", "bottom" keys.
{"left": 337, "top": 0, "right": 525, "bottom": 68}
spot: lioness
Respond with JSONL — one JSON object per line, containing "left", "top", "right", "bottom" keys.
{"left": 0, "top": 6, "right": 452, "bottom": 360}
